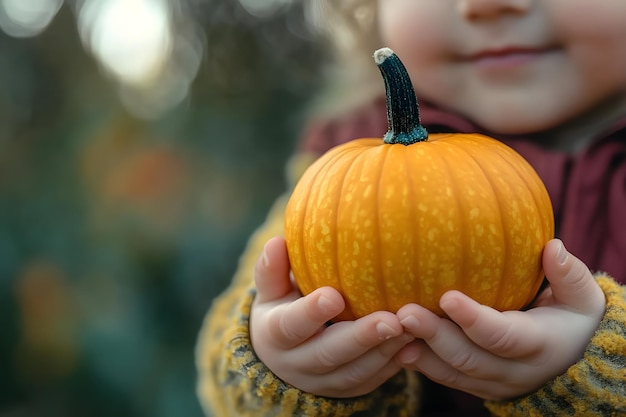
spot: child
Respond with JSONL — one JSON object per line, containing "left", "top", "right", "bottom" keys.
{"left": 196, "top": 1, "right": 626, "bottom": 415}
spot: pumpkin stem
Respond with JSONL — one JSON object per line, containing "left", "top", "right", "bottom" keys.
{"left": 374, "top": 48, "right": 428, "bottom": 145}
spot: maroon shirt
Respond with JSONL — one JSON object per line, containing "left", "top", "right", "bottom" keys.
{"left": 298, "top": 96, "right": 626, "bottom": 416}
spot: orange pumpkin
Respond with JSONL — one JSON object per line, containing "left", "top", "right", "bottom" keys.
{"left": 284, "top": 48, "right": 554, "bottom": 321}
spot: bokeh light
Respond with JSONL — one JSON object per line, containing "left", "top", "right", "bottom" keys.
{"left": 0, "top": 0, "right": 315, "bottom": 119}
{"left": 76, "top": 0, "right": 203, "bottom": 118}
{"left": 78, "top": 0, "right": 172, "bottom": 86}
{"left": 238, "top": 0, "right": 293, "bottom": 18}
{"left": 0, "top": 0, "right": 63, "bottom": 37}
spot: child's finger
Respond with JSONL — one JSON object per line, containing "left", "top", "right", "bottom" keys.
{"left": 302, "top": 335, "right": 409, "bottom": 398}
{"left": 327, "top": 336, "right": 410, "bottom": 396}
{"left": 295, "top": 311, "right": 406, "bottom": 372}
{"left": 397, "top": 304, "right": 510, "bottom": 378}
{"left": 439, "top": 291, "right": 542, "bottom": 358}
{"left": 267, "top": 286, "right": 345, "bottom": 349}
{"left": 397, "top": 340, "right": 508, "bottom": 401}
{"left": 542, "top": 239, "right": 604, "bottom": 314}
{"left": 397, "top": 339, "right": 465, "bottom": 382}
{"left": 254, "top": 236, "right": 293, "bottom": 303}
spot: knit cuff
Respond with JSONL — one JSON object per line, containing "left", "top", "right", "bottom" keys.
{"left": 216, "top": 288, "right": 419, "bottom": 417}
{"left": 486, "top": 275, "right": 626, "bottom": 416}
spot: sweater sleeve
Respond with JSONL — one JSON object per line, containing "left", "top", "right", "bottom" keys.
{"left": 195, "top": 152, "right": 420, "bottom": 417}
{"left": 486, "top": 275, "right": 626, "bottom": 416}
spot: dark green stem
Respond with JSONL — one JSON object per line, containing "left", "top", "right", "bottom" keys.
{"left": 374, "top": 48, "right": 428, "bottom": 145}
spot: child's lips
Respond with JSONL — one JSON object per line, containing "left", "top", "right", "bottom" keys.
{"left": 463, "top": 46, "right": 558, "bottom": 69}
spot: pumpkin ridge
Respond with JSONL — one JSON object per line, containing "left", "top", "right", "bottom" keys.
{"left": 297, "top": 145, "right": 358, "bottom": 297}
{"left": 491, "top": 144, "right": 554, "bottom": 303}
{"left": 434, "top": 141, "right": 468, "bottom": 308}
{"left": 369, "top": 144, "right": 393, "bottom": 315}
{"left": 499, "top": 146, "right": 553, "bottom": 236}
{"left": 332, "top": 146, "right": 370, "bottom": 316}
{"left": 320, "top": 146, "right": 370, "bottom": 294}
{"left": 450, "top": 137, "right": 509, "bottom": 308}
{"left": 401, "top": 146, "right": 420, "bottom": 311}
{"left": 483, "top": 142, "right": 552, "bottom": 306}
{"left": 292, "top": 154, "right": 321, "bottom": 297}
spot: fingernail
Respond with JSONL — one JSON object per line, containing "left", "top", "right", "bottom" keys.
{"left": 261, "top": 246, "right": 270, "bottom": 268}
{"left": 376, "top": 322, "right": 399, "bottom": 340}
{"left": 556, "top": 240, "right": 568, "bottom": 265}
{"left": 400, "top": 348, "right": 420, "bottom": 365}
{"left": 400, "top": 315, "right": 420, "bottom": 331}
{"left": 317, "top": 295, "right": 333, "bottom": 313}
{"left": 440, "top": 296, "right": 457, "bottom": 312}
{"left": 400, "top": 332, "right": 415, "bottom": 343}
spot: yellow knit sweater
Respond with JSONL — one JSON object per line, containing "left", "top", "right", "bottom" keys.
{"left": 196, "top": 154, "right": 626, "bottom": 417}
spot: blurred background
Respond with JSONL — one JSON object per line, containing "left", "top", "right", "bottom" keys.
{"left": 0, "top": 0, "right": 326, "bottom": 416}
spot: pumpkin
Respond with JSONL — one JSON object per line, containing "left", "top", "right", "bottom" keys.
{"left": 284, "top": 47, "right": 554, "bottom": 321}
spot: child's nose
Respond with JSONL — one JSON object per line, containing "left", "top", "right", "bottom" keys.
{"left": 457, "top": 0, "right": 532, "bottom": 20}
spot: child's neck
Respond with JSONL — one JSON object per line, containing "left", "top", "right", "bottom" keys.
{"left": 531, "top": 94, "right": 626, "bottom": 154}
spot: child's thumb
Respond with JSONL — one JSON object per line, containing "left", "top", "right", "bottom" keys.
{"left": 253, "top": 236, "right": 293, "bottom": 303}
{"left": 542, "top": 239, "right": 603, "bottom": 313}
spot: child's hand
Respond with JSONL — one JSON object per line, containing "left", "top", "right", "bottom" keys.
{"left": 395, "top": 238, "right": 606, "bottom": 401}
{"left": 249, "top": 236, "right": 414, "bottom": 398}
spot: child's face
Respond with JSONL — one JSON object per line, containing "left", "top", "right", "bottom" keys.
{"left": 378, "top": 0, "right": 626, "bottom": 135}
